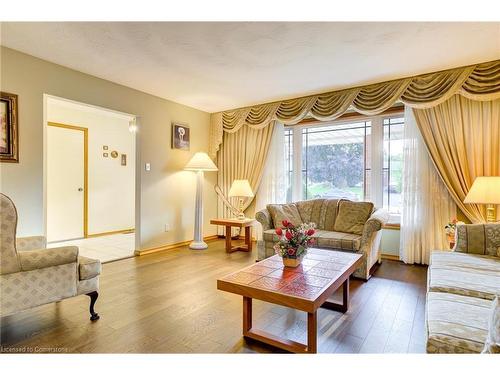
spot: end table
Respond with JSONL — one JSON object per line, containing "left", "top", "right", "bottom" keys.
{"left": 210, "top": 218, "right": 255, "bottom": 253}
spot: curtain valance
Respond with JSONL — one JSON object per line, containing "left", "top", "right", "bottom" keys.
{"left": 209, "top": 60, "right": 500, "bottom": 158}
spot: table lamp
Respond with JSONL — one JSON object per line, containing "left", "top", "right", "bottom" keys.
{"left": 464, "top": 176, "right": 500, "bottom": 222}
{"left": 228, "top": 179, "right": 254, "bottom": 220}
{"left": 184, "top": 152, "right": 218, "bottom": 249}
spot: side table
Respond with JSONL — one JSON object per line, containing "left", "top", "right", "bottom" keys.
{"left": 210, "top": 218, "right": 255, "bottom": 253}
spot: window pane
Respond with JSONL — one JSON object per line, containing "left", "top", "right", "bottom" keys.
{"left": 284, "top": 128, "right": 293, "bottom": 202}
{"left": 302, "top": 122, "right": 368, "bottom": 201}
{"left": 383, "top": 117, "right": 404, "bottom": 215}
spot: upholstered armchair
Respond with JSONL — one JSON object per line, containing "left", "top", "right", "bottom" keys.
{"left": 0, "top": 193, "right": 101, "bottom": 321}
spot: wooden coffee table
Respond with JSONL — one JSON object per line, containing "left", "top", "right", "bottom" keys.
{"left": 217, "top": 248, "right": 362, "bottom": 353}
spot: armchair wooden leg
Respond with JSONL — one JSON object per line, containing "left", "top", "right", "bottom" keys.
{"left": 86, "top": 291, "right": 100, "bottom": 321}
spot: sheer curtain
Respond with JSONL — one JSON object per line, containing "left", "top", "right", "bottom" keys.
{"left": 255, "top": 123, "right": 287, "bottom": 253}
{"left": 400, "top": 106, "right": 456, "bottom": 264}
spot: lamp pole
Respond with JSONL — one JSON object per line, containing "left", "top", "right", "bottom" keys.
{"left": 190, "top": 169, "right": 207, "bottom": 249}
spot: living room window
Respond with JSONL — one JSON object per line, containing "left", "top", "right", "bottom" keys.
{"left": 383, "top": 117, "right": 405, "bottom": 215}
{"left": 284, "top": 111, "right": 404, "bottom": 223}
{"left": 301, "top": 121, "right": 371, "bottom": 201}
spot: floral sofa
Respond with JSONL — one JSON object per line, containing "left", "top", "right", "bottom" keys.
{"left": 255, "top": 199, "right": 389, "bottom": 280}
{"left": 426, "top": 223, "right": 500, "bottom": 353}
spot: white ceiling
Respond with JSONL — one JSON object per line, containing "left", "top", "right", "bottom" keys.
{"left": 2, "top": 22, "right": 499, "bottom": 113}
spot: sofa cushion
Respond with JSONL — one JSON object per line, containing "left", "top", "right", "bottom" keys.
{"left": 78, "top": 256, "right": 101, "bottom": 281}
{"left": 428, "top": 262, "right": 500, "bottom": 300}
{"left": 333, "top": 200, "right": 374, "bottom": 235}
{"left": 430, "top": 251, "right": 500, "bottom": 273}
{"left": 455, "top": 223, "right": 500, "bottom": 257}
{"left": 426, "top": 292, "right": 490, "bottom": 353}
{"left": 263, "top": 229, "right": 328, "bottom": 243}
{"left": 318, "top": 199, "right": 341, "bottom": 231}
{"left": 316, "top": 231, "right": 361, "bottom": 251}
{"left": 482, "top": 297, "right": 500, "bottom": 353}
{"left": 295, "top": 199, "right": 324, "bottom": 227}
{"left": 267, "top": 203, "right": 302, "bottom": 228}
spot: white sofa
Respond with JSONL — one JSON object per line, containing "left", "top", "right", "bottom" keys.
{"left": 426, "top": 223, "right": 500, "bottom": 353}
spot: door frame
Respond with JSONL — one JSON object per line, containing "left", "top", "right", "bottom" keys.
{"left": 47, "top": 121, "right": 89, "bottom": 238}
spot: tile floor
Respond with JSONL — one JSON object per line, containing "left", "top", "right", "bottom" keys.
{"left": 48, "top": 233, "right": 135, "bottom": 263}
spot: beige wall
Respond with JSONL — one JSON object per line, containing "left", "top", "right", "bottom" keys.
{"left": 0, "top": 46, "right": 217, "bottom": 250}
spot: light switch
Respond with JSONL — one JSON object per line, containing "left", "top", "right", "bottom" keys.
{"left": 145, "top": 163, "right": 151, "bottom": 171}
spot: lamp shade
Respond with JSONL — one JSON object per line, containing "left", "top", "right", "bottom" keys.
{"left": 464, "top": 177, "right": 500, "bottom": 204}
{"left": 228, "top": 179, "right": 254, "bottom": 198}
{"left": 184, "top": 152, "right": 218, "bottom": 171}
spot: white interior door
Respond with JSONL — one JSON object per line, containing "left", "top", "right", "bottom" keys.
{"left": 47, "top": 125, "right": 86, "bottom": 242}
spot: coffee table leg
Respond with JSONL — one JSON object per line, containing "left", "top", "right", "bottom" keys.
{"left": 245, "top": 226, "right": 252, "bottom": 252}
{"left": 243, "top": 296, "right": 252, "bottom": 334}
{"left": 225, "top": 225, "right": 232, "bottom": 253}
{"left": 343, "top": 277, "right": 350, "bottom": 312}
{"left": 321, "top": 278, "right": 350, "bottom": 313}
{"left": 307, "top": 311, "right": 317, "bottom": 353}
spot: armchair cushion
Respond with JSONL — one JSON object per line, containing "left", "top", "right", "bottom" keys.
{"left": 18, "top": 246, "right": 78, "bottom": 272}
{"left": 267, "top": 203, "right": 302, "bottom": 228}
{"left": 78, "top": 256, "right": 101, "bottom": 280}
{"left": 334, "top": 200, "right": 374, "bottom": 235}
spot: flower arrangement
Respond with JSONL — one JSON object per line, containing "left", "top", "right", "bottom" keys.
{"left": 444, "top": 218, "right": 465, "bottom": 238}
{"left": 273, "top": 220, "right": 316, "bottom": 266}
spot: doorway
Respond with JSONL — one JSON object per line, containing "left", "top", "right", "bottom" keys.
{"left": 45, "top": 96, "right": 137, "bottom": 263}
{"left": 47, "top": 123, "right": 88, "bottom": 240}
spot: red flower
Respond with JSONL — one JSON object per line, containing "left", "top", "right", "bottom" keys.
{"left": 275, "top": 227, "right": 283, "bottom": 236}
{"left": 306, "top": 229, "right": 315, "bottom": 236}
{"left": 282, "top": 220, "right": 290, "bottom": 228}
{"left": 285, "top": 230, "right": 293, "bottom": 240}
{"left": 287, "top": 248, "right": 296, "bottom": 256}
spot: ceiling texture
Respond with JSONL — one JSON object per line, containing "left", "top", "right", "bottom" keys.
{"left": 1, "top": 22, "right": 499, "bottom": 113}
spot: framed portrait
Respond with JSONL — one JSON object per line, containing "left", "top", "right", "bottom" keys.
{"left": 171, "top": 122, "right": 190, "bottom": 150}
{"left": 0, "top": 92, "right": 19, "bottom": 163}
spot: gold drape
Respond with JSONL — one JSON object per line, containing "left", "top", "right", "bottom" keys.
{"left": 414, "top": 96, "right": 500, "bottom": 223}
{"left": 212, "top": 60, "right": 500, "bottom": 223}
{"left": 216, "top": 122, "right": 275, "bottom": 220}
{"left": 209, "top": 60, "right": 500, "bottom": 158}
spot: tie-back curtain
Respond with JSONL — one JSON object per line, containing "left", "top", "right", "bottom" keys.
{"left": 400, "top": 107, "right": 456, "bottom": 265}
{"left": 413, "top": 96, "right": 500, "bottom": 223}
{"left": 209, "top": 60, "right": 500, "bottom": 159}
{"left": 216, "top": 122, "right": 275, "bottom": 223}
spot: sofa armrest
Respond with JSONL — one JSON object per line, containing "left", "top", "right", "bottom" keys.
{"left": 359, "top": 208, "right": 389, "bottom": 249}
{"left": 18, "top": 246, "right": 79, "bottom": 272}
{"left": 256, "top": 209, "right": 273, "bottom": 231}
{"left": 366, "top": 208, "right": 390, "bottom": 232}
{"left": 16, "top": 236, "right": 47, "bottom": 252}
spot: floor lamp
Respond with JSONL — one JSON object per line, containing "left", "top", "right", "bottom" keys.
{"left": 184, "top": 152, "right": 218, "bottom": 250}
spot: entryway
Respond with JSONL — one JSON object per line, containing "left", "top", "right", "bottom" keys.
{"left": 45, "top": 96, "right": 138, "bottom": 262}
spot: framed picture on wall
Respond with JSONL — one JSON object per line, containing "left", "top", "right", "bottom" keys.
{"left": 0, "top": 92, "right": 19, "bottom": 163}
{"left": 171, "top": 122, "right": 190, "bottom": 150}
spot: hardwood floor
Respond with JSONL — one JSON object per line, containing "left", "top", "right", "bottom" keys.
{"left": 0, "top": 240, "right": 428, "bottom": 353}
